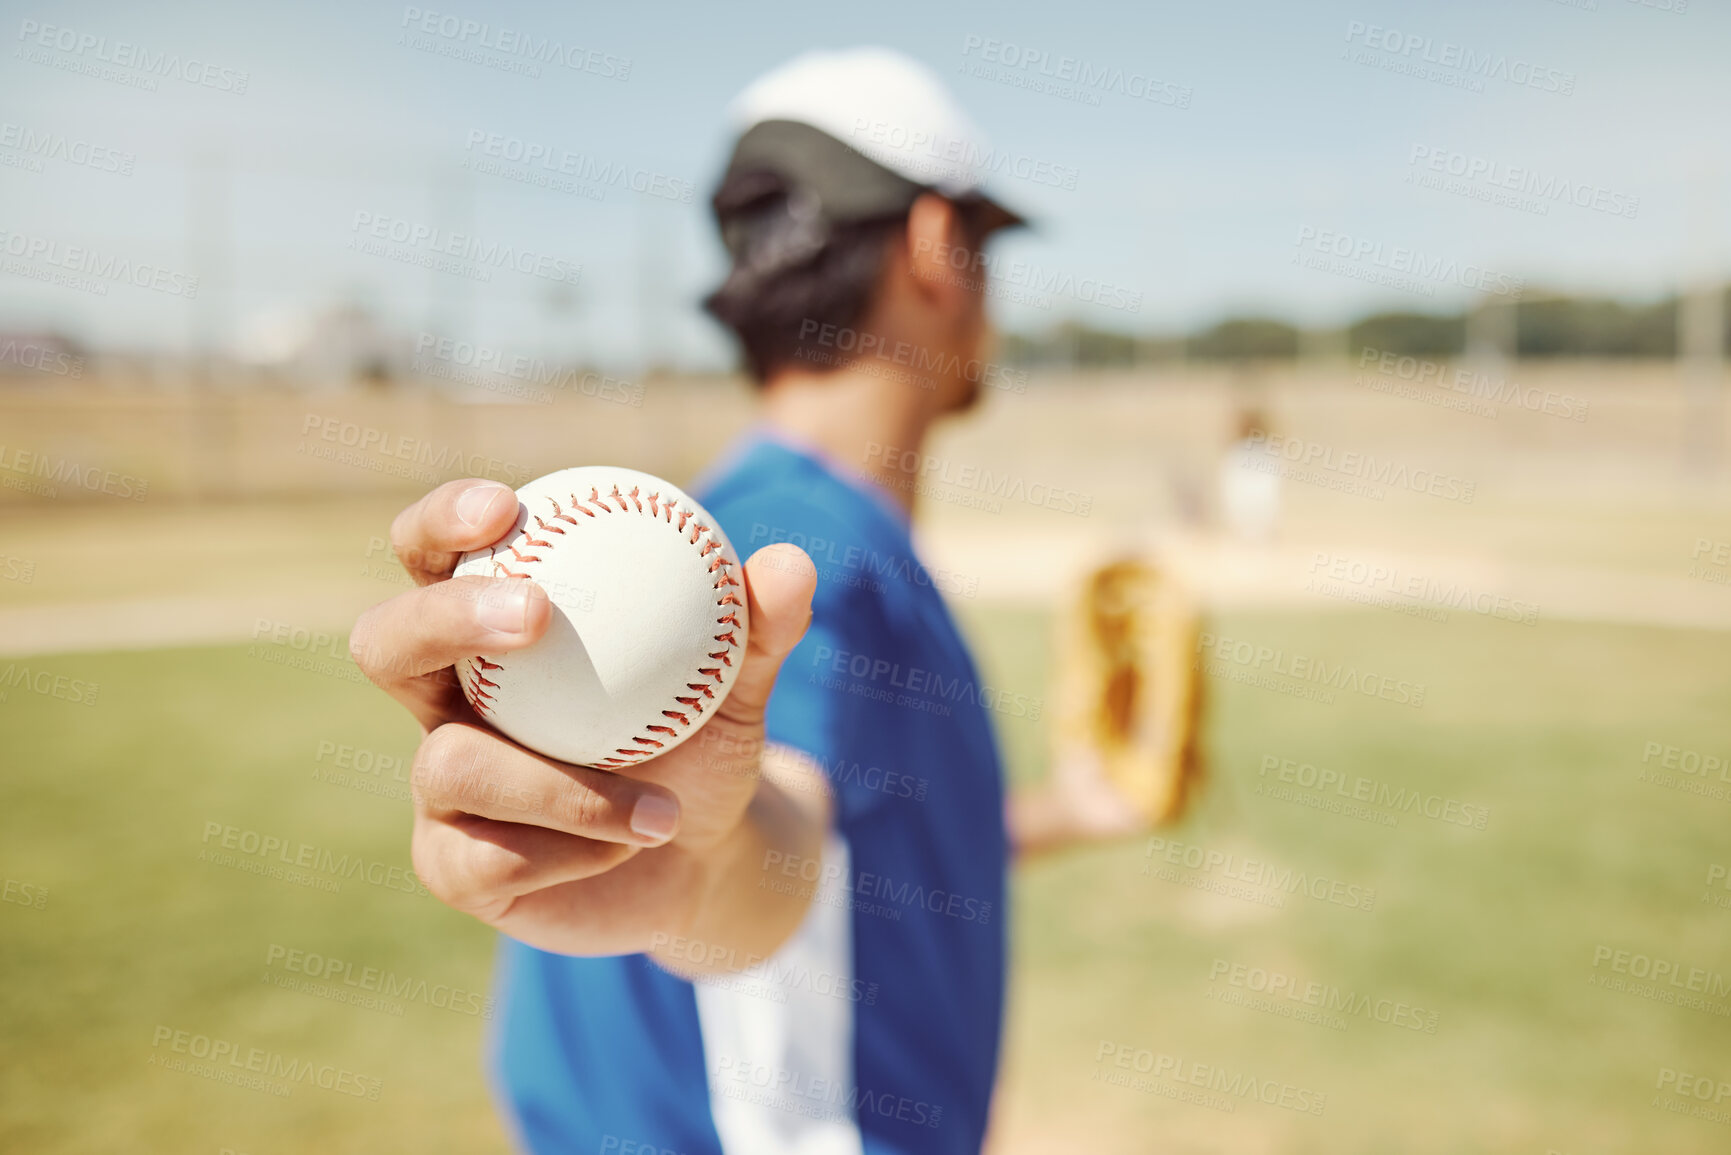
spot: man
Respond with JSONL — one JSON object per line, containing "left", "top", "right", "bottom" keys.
{"left": 351, "top": 48, "right": 1140, "bottom": 1155}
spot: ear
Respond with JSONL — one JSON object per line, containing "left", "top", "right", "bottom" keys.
{"left": 904, "top": 194, "right": 982, "bottom": 312}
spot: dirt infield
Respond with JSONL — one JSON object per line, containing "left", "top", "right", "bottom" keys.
{"left": 2, "top": 365, "right": 1727, "bottom": 655}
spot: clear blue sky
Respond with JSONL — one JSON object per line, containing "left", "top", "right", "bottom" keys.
{"left": 2, "top": 0, "right": 1726, "bottom": 370}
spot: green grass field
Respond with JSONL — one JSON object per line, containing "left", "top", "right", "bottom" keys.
{"left": 2, "top": 606, "right": 1728, "bottom": 1153}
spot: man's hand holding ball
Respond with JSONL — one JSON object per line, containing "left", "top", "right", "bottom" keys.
{"left": 349, "top": 470, "right": 824, "bottom": 971}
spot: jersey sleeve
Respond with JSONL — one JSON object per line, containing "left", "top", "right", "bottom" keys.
{"left": 708, "top": 493, "right": 899, "bottom": 827}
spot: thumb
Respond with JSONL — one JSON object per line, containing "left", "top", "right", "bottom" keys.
{"left": 716, "top": 544, "right": 817, "bottom": 729}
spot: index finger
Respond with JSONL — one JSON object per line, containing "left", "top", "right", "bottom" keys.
{"left": 391, "top": 478, "right": 521, "bottom": 585}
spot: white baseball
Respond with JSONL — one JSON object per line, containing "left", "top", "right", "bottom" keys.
{"left": 453, "top": 466, "right": 747, "bottom": 769}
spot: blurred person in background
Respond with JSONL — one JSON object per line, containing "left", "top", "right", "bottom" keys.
{"left": 351, "top": 48, "right": 1145, "bottom": 1155}
{"left": 1219, "top": 406, "right": 1282, "bottom": 542}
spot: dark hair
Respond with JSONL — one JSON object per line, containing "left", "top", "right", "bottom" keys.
{"left": 702, "top": 168, "right": 906, "bottom": 384}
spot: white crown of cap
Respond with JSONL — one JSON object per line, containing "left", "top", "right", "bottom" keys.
{"left": 728, "top": 46, "right": 990, "bottom": 198}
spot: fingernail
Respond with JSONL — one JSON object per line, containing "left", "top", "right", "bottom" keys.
{"left": 456, "top": 483, "right": 510, "bottom": 528}
{"left": 476, "top": 582, "right": 532, "bottom": 634}
{"left": 630, "top": 794, "right": 680, "bottom": 844}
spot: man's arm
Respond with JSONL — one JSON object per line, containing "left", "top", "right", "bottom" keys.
{"left": 1006, "top": 749, "right": 1146, "bottom": 860}
{"left": 350, "top": 478, "right": 828, "bottom": 969}
{"left": 648, "top": 743, "right": 832, "bottom": 977}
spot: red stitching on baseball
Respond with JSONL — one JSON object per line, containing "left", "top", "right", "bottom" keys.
{"left": 465, "top": 657, "right": 499, "bottom": 715}
{"left": 458, "top": 475, "right": 744, "bottom": 767}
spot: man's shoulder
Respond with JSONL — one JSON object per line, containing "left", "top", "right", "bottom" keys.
{"left": 700, "top": 442, "right": 929, "bottom": 631}
{"left": 701, "top": 441, "right": 900, "bottom": 560}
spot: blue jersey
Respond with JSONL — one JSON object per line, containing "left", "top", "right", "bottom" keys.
{"left": 489, "top": 434, "right": 1009, "bottom": 1155}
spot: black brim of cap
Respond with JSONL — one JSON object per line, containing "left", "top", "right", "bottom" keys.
{"left": 717, "top": 119, "right": 1029, "bottom": 235}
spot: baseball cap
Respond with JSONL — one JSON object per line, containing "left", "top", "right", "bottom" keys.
{"left": 712, "top": 47, "right": 1027, "bottom": 264}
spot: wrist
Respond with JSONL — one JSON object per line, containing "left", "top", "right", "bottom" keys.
{"left": 649, "top": 747, "right": 831, "bottom": 977}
